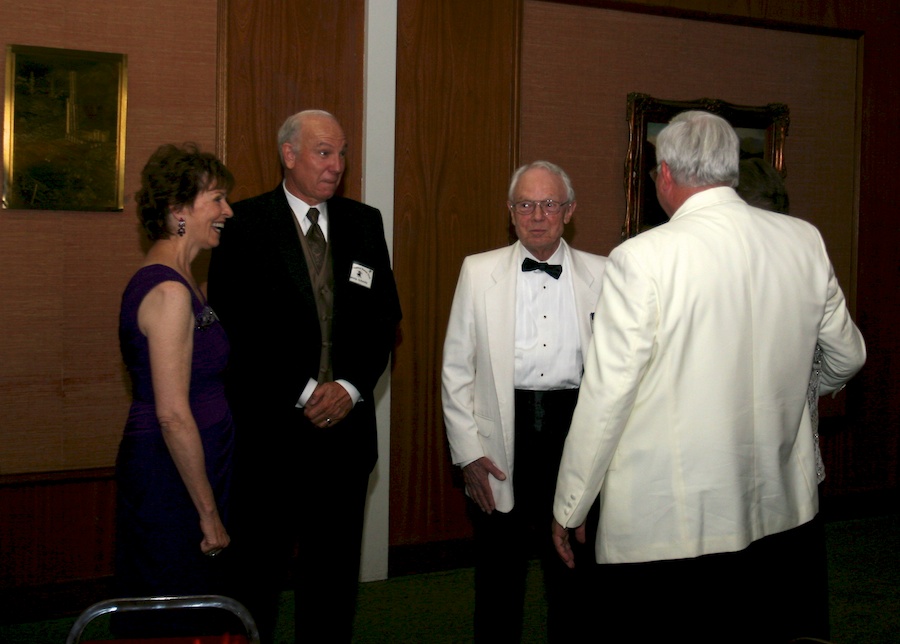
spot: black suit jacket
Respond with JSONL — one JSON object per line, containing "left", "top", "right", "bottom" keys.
{"left": 208, "top": 186, "right": 401, "bottom": 473}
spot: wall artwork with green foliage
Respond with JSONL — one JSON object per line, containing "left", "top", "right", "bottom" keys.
{"left": 3, "top": 45, "right": 127, "bottom": 211}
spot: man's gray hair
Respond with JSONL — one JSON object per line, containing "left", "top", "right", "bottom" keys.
{"left": 508, "top": 160, "right": 576, "bottom": 203}
{"left": 276, "top": 109, "right": 336, "bottom": 167}
{"left": 655, "top": 111, "right": 740, "bottom": 188}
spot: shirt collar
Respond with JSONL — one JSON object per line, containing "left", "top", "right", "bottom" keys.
{"left": 519, "top": 240, "right": 567, "bottom": 266}
{"left": 282, "top": 181, "right": 328, "bottom": 234}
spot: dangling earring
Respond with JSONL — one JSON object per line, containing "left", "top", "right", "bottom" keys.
{"left": 177, "top": 217, "right": 186, "bottom": 237}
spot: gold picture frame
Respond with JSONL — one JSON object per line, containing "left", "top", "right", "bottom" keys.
{"left": 3, "top": 45, "right": 127, "bottom": 211}
{"left": 623, "top": 93, "right": 789, "bottom": 238}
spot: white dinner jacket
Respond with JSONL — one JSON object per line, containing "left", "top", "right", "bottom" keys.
{"left": 442, "top": 239, "right": 607, "bottom": 513}
{"left": 554, "top": 187, "right": 866, "bottom": 564}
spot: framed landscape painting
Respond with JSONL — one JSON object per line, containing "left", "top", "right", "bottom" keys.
{"left": 3, "top": 45, "right": 127, "bottom": 211}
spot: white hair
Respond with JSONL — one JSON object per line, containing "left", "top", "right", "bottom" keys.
{"left": 508, "top": 160, "right": 576, "bottom": 202}
{"left": 655, "top": 111, "right": 740, "bottom": 188}
{"left": 276, "top": 110, "right": 337, "bottom": 166}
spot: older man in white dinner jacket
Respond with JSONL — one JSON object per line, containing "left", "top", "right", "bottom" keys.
{"left": 552, "top": 111, "right": 866, "bottom": 642}
{"left": 443, "top": 226, "right": 604, "bottom": 515}
{"left": 443, "top": 161, "right": 606, "bottom": 642}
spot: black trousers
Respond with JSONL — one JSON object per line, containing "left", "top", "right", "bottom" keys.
{"left": 594, "top": 516, "right": 830, "bottom": 643}
{"left": 471, "top": 388, "right": 598, "bottom": 643}
{"left": 225, "top": 405, "right": 375, "bottom": 644}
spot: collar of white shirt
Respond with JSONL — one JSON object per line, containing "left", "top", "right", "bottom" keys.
{"left": 282, "top": 182, "right": 329, "bottom": 241}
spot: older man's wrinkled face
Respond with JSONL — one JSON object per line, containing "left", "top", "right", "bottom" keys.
{"left": 509, "top": 168, "right": 575, "bottom": 261}
{"left": 282, "top": 115, "right": 347, "bottom": 205}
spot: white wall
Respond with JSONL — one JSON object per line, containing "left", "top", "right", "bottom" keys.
{"left": 359, "top": 0, "right": 398, "bottom": 583}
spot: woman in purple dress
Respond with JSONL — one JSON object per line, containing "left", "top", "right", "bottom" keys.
{"left": 116, "top": 144, "right": 235, "bottom": 607}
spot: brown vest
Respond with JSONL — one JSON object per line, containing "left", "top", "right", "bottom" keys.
{"left": 294, "top": 212, "right": 335, "bottom": 383}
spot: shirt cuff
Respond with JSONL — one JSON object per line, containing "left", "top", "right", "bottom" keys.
{"left": 336, "top": 379, "right": 362, "bottom": 406}
{"left": 295, "top": 378, "right": 319, "bottom": 408}
{"left": 295, "top": 378, "right": 362, "bottom": 408}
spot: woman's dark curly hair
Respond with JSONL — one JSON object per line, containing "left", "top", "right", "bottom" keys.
{"left": 135, "top": 143, "right": 235, "bottom": 240}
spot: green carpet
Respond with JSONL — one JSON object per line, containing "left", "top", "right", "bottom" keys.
{"left": 2, "top": 514, "right": 896, "bottom": 643}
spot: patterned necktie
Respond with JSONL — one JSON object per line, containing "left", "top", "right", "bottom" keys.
{"left": 522, "top": 257, "right": 562, "bottom": 279}
{"left": 306, "top": 207, "right": 326, "bottom": 272}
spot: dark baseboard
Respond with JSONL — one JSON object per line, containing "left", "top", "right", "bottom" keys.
{"left": 388, "top": 538, "right": 477, "bottom": 578}
{"left": 820, "top": 488, "right": 900, "bottom": 522}
{"left": 0, "top": 576, "right": 115, "bottom": 625}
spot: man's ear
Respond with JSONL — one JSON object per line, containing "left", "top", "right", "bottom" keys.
{"left": 281, "top": 142, "right": 296, "bottom": 169}
{"left": 658, "top": 161, "right": 673, "bottom": 186}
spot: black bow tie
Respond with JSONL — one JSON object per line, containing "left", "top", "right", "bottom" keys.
{"left": 522, "top": 257, "right": 562, "bottom": 279}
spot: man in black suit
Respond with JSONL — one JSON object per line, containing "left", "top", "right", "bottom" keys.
{"left": 208, "top": 110, "right": 401, "bottom": 643}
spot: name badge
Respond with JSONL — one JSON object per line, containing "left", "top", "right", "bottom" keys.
{"left": 349, "top": 261, "right": 374, "bottom": 289}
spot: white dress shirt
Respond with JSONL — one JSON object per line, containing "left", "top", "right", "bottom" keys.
{"left": 515, "top": 244, "right": 582, "bottom": 390}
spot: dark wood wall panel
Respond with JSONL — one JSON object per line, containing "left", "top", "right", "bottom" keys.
{"left": 0, "top": 471, "right": 116, "bottom": 622}
{"left": 841, "top": 3, "right": 900, "bottom": 496}
{"left": 389, "top": 0, "right": 522, "bottom": 547}
{"left": 224, "top": 0, "right": 366, "bottom": 203}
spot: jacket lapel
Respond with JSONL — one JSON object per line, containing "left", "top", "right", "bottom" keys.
{"left": 327, "top": 199, "right": 352, "bottom": 293}
{"left": 486, "top": 244, "right": 519, "bottom": 427}
{"left": 269, "top": 188, "right": 316, "bottom": 305}
{"left": 566, "top": 241, "right": 599, "bottom": 351}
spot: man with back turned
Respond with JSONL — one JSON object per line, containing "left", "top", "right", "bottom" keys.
{"left": 552, "top": 111, "right": 866, "bottom": 642}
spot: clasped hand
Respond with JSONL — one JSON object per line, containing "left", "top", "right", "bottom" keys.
{"left": 304, "top": 381, "right": 353, "bottom": 428}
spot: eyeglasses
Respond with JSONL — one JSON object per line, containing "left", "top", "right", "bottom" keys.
{"left": 509, "top": 199, "right": 570, "bottom": 216}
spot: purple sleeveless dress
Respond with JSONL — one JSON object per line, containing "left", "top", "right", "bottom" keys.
{"left": 115, "top": 264, "right": 234, "bottom": 597}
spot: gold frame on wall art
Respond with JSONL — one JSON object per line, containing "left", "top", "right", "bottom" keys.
{"left": 3, "top": 45, "right": 127, "bottom": 211}
{"left": 623, "top": 93, "right": 789, "bottom": 239}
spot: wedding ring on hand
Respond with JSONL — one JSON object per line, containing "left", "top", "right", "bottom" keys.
{"left": 206, "top": 549, "right": 222, "bottom": 558}
{"left": 326, "top": 418, "right": 332, "bottom": 426}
